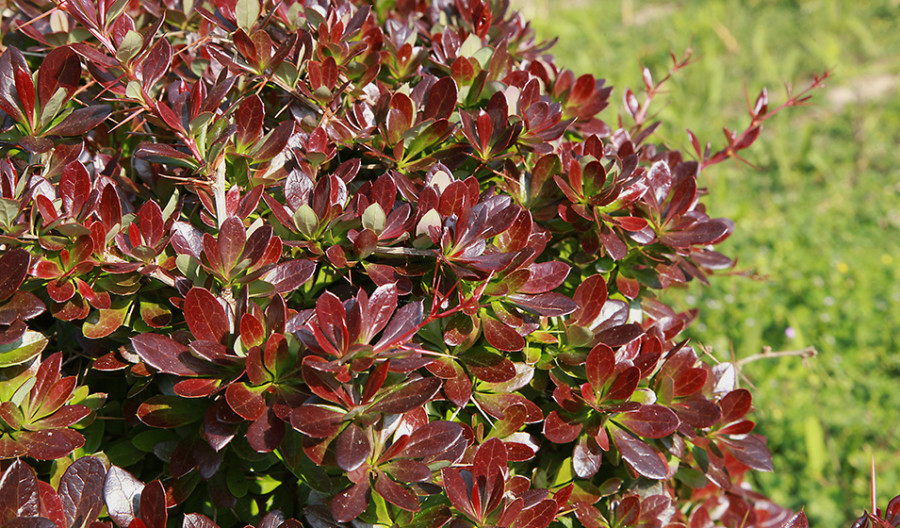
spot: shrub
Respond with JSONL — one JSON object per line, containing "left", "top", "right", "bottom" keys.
{"left": 0, "top": 0, "right": 825, "bottom": 526}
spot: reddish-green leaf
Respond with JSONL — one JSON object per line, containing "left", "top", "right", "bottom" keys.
{"left": 46, "top": 106, "right": 111, "bottom": 136}
{"left": 462, "top": 349, "right": 516, "bottom": 383}
{"left": 184, "top": 288, "right": 229, "bottom": 344}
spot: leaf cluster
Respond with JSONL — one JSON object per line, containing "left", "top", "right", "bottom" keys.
{"left": 0, "top": 0, "right": 823, "bottom": 526}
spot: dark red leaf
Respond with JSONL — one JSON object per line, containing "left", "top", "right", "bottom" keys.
{"left": 424, "top": 77, "right": 458, "bottom": 120}
{"left": 441, "top": 468, "right": 475, "bottom": 519}
{"left": 673, "top": 367, "right": 708, "bottom": 398}
{"left": 217, "top": 216, "right": 246, "bottom": 273}
{"left": 0, "top": 459, "right": 39, "bottom": 523}
{"left": 610, "top": 427, "right": 668, "bottom": 480}
{"left": 264, "top": 259, "right": 316, "bottom": 293}
{"left": 369, "top": 377, "right": 441, "bottom": 414}
{"left": 131, "top": 333, "right": 208, "bottom": 376}
{"left": 507, "top": 293, "right": 576, "bottom": 317}
{"left": 605, "top": 367, "right": 640, "bottom": 402}
{"left": 225, "top": 383, "right": 265, "bottom": 421}
{"left": 719, "top": 388, "right": 752, "bottom": 423}
{"left": 183, "top": 513, "right": 220, "bottom": 528}
{"left": 335, "top": 424, "right": 370, "bottom": 472}
{"left": 674, "top": 396, "right": 722, "bottom": 428}
{"left": 46, "top": 105, "right": 111, "bottom": 136}
{"left": 374, "top": 301, "right": 423, "bottom": 351}
{"left": 542, "top": 411, "right": 582, "bottom": 444}
{"left": 585, "top": 344, "right": 615, "bottom": 392}
{"left": 140, "top": 481, "right": 167, "bottom": 528}
{"left": 38, "top": 481, "right": 65, "bottom": 528}
{"left": 18, "top": 429, "right": 85, "bottom": 460}
{"left": 511, "top": 499, "right": 556, "bottom": 528}
{"left": 236, "top": 94, "right": 264, "bottom": 148}
{"left": 374, "top": 472, "right": 420, "bottom": 512}
{"left": 37, "top": 47, "right": 80, "bottom": 109}
{"left": 572, "top": 275, "right": 607, "bottom": 326}
{"left": 382, "top": 459, "right": 431, "bottom": 483}
{"left": 780, "top": 512, "right": 808, "bottom": 528}
{"left": 246, "top": 407, "right": 285, "bottom": 453}
{"left": 518, "top": 261, "right": 569, "bottom": 294}
{"left": 184, "top": 288, "right": 229, "bottom": 344}
{"left": 482, "top": 316, "right": 525, "bottom": 352}
{"left": 0, "top": 248, "right": 30, "bottom": 301}
{"left": 721, "top": 435, "right": 774, "bottom": 472}
{"left": 291, "top": 404, "right": 344, "bottom": 438}
{"left": 401, "top": 424, "right": 464, "bottom": 458}
{"left": 331, "top": 481, "right": 370, "bottom": 523}
{"left": 617, "top": 405, "right": 679, "bottom": 438}
{"left": 59, "top": 457, "right": 105, "bottom": 528}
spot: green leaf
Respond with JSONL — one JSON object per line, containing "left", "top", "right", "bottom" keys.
{"left": 116, "top": 30, "right": 144, "bottom": 63}
{"left": 0, "top": 330, "right": 48, "bottom": 367}
{"left": 235, "top": 0, "right": 260, "bottom": 30}
{"left": 293, "top": 204, "right": 319, "bottom": 237}
{"left": 361, "top": 203, "right": 386, "bottom": 233}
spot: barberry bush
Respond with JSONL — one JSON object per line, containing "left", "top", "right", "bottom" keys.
{"left": 0, "top": 0, "right": 826, "bottom": 526}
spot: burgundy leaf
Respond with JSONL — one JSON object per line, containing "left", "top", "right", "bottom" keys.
{"left": 225, "top": 383, "right": 265, "bottom": 421}
{"left": 719, "top": 388, "right": 752, "bottom": 423}
{"left": 518, "top": 261, "right": 569, "bottom": 294}
{"left": 610, "top": 427, "right": 668, "bottom": 480}
{"left": 331, "top": 481, "right": 370, "bottom": 523}
{"left": 246, "top": 408, "right": 285, "bottom": 453}
{"left": 572, "top": 275, "right": 607, "bottom": 326}
{"left": 130, "top": 333, "right": 208, "bottom": 376}
{"left": 674, "top": 396, "right": 722, "bottom": 429}
{"left": 617, "top": 405, "right": 679, "bottom": 438}
{"left": 585, "top": 344, "right": 615, "bottom": 392}
{"left": 217, "top": 216, "right": 246, "bottom": 273}
{"left": 542, "top": 411, "right": 582, "bottom": 444}
{"left": 507, "top": 293, "right": 576, "bottom": 317}
{"left": 482, "top": 316, "right": 525, "bottom": 352}
{"left": 721, "top": 435, "right": 774, "bottom": 472}
{"left": 184, "top": 288, "right": 229, "bottom": 344}
{"left": 183, "top": 513, "right": 220, "bottom": 528}
{"left": 46, "top": 105, "right": 111, "bottom": 136}
{"left": 374, "top": 472, "right": 420, "bottom": 512}
{"left": 673, "top": 367, "right": 708, "bottom": 398}
{"left": 511, "top": 499, "right": 557, "bottom": 528}
{"left": 424, "top": 77, "right": 458, "bottom": 120}
{"left": 140, "top": 481, "right": 167, "bottom": 528}
{"left": 0, "top": 459, "right": 40, "bottom": 523}
{"left": 59, "top": 457, "right": 106, "bottom": 528}
{"left": 0, "top": 248, "right": 30, "bottom": 301}
{"left": 400, "top": 421, "right": 464, "bottom": 458}
{"left": 374, "top": 301, "right": 423, "bottom": 351}
{"left": 369, "top": 377, "right": 441, "bottom": 414}
{"left": 37, "top": 47, "right": 80, "bottom": 109}
{"left": 291, "top": 404, "right": 344, "bottom": 438}
{"left": 17, "top": 430, "right": 85, "bottom": 460}
{"left": 264, "top": 259, "right": 316, "bottom": 293}
{"left": 382, "top": 459, "right": 431, "bottom": 483}
{"left": 335, "top": 424, "right": 370, "bottom": 472}
{"left": 441, "top": 468, "right": 475, "bottom": 519}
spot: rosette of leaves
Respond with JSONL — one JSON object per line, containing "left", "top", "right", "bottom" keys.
{"left": 0, "top": 0, "right": 827, "bottom": 525}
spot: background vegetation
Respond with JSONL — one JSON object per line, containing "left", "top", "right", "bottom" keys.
{"left": 515, "top": 0, "right": 900, "bottom": 525}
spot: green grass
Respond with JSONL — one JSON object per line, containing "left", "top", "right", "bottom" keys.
{"left": 515, "top": 0, "right": 900, "bottom": 525}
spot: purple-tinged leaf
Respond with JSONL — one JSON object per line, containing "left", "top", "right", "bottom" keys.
{"left": 441, "top": 468, "right": 475, "bottom": 519}
{"left": 402, "top": 421, "right": 464, "bottom": 458}
{"left": 18, "top": 429, "right": 85, "bottom": 459}
{"left": 0, "top": 459, "right": 39, "bottom": 523}
{"left": 104, "top": 466, "right": 144, "bottom": 528}
{"left": 605, "top": 367, "right": 640, "bottom": 402}
{"left": 374, "top": 301, "right": 423, "bottom": 351}
{"left": 720, "top": 388, "right": 753, "bottom": 423}
{"left": 674, "top": 396, "right": 722, "bottom": 429}
{"left": 370, "top": 377, "right": 441, "bottom": 414}
{"left": 315, "top": 292, "right": 349, "bottom": 355}
{"left": 610, "top": 427, "right": 668, "bottom": 480}
{"left": 264, "top": 259, "right": 316, "bottom": 293}
{"left": 140, "top": 38, "right": 172, "bottom": 90}
{"left": 236, "top": 95, "right": 264, "bottom": 149}
{"left": 14, "top": 65, "right": 34, "bottom": 126}
{"left": 184, "top": 288, "right": 229, "bottom": 344}
{"left": 673, "top": 367, "right": 708, "bottom": 398}
{"left": 31, "top": 404, "right": 90, "bottom": 428}
{"left": 60, "top": 161, "right": 91, "bottom": 217}
{"left": 721, "top": 435, "right": 774, "bottom": 472}
{"left": 246, "top": 407, "right": 285, "bottom": 453}
{"left": 518, "top": 261, "right": 569, "bottom": 294}
{"left": 507, "top": 293, "right": 576, "bottom": 317}
{"left": 617, "top": 405, "right": 679, "bottom": 438}
{"left": 183, "top": 513, "right": 220, "bottom": 528}
{"left": 482, "top": 316, "right": 525, "bottom": 352}
{"left": 335, "top": 424, "right": 370, "bottom": 472}
{"left": 217, "top": 216, "right": 246, "bottom": 274}
{"left": 585, "top": 344, "right": 615, "bottom": 392}
{"left": 0, "top": 247, "right": 29, "bottom": 300}
{"left": 375, "top": 473, "right": 419, "bottom": 512}
{"left": 140, "top": 481, "right": 167, "bottom": 528}
{"left": 291, "top": 404, "right": 344, "bottom": 438}
{"left": 136, "top": 395, "right": 207, "bottom": 428}
{"left": 542, "top": 411, "right": 582, "bottom": 444}
{"left": 511, "top": 499, "right": 556, "bottom": 528}
{"left": 46, "top": 105, "right": 111, "bottom": 136}
{"left": 382, "top": 460, "right": 431, "bottom": 483}
{"left": 59, "top": 456, "right": 105, "bottom": 528}
{"left": 331, "top": 481, "right": 370, "bottom": 523}
{"left": 424, "top": 77, "right": 458, "bottom": 121}
{"left": 573, "top": 436, "right": 604, "bottom": 479}
{"left": 0, "top": 47, "right": 27, "bottom": 123}
{"left": 37, "top": 47, "right": 80, "bottom": 109}
{"left": 0, "top": 291, "right": 45, "bottom": 324}
{"left": 131, "top": 333, "right": 208, "bottom": 376}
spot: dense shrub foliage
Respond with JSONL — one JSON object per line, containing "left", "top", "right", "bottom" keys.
{"left": 0, "top": 0, "right": 825, "bottom": 526}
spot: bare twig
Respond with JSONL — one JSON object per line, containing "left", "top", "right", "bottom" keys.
{"left": 736, "top": 345, "right": 818, "bottom": 368}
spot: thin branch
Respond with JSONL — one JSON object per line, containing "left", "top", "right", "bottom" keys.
{"left": 736, "top": 345, "right": 818, "bottom": 368}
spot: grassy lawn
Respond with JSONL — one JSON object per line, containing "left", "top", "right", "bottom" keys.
{"left": 514, "top": 0, "right": 900, "bottom": 524}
